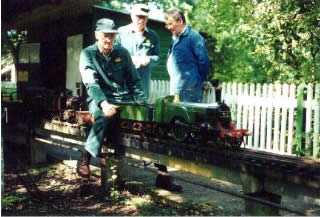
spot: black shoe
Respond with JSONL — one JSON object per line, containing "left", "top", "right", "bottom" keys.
{"left": 162, "top": 183, "right": 183, "bottom": 192}
{"left": 76, "top": 151, "right": 91, "bottom": 178}
{"left": 155, "top": 174, "right": 183, "bottom": 192}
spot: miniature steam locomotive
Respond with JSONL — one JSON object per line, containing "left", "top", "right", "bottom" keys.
{"left": 59, "top": 95, "right": 249, "bottom": 150}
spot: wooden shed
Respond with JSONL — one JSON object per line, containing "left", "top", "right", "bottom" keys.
{"left": 3, "top": 0, "right": 170, "bottom": 98}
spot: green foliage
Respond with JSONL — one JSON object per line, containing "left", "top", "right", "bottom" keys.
{"left": 190, "top": 0, "right": 320, "bottom": 84}
{"left": 106, "top": 161, "right": 121, "bottom": 201}
{"left": 294, "top": 83, "right": 305, "bottom": 156}
{"left": 95, "top": 0, "right": 195, "bottom": 11}
{"left": 1, "top": 30, "right": 27, "bottom": 62}
{"left": 1, "top": 193, "right": 28, "bottom": 209}
{"left": 293, "top": 133, "right": 305, "bottom": 157}
{"left": 95, "top": 0, "right": 320, "bottom": 84}
{"left": 6, "top": 0, "right": 315, "bottom": 84}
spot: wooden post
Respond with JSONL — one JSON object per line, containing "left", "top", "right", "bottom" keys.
{"left": 254, "top": 83, "right": 261, "bottom": 149}
{"left": 295, "top": 83, "right": 305, "bottom": 155}
{"left": 305, "top": 83, "right": 313, "bottom": 156}
{"left": 280, "top": 83, "right": 289, "bottom": 154}
{"left": 30, "top": 138, "right": 47, "bottom": 164}
{"left": 243, "top": 83, "right": 249, "bottom": 146}
{"left": 266, "top": 83, "right": 273, "bottom": 152}
{"left": 240, "top": 171, "right": 281, "bottom": 216}
{"left": 100, "top": 112, "right": 126, "bottom": 192}
{"left": 273, "top": 83, "right": 282, "bottom": 152}
{"left": 236, "top": 83, "right": 243, "bottom": 130}
{"left": 247, "top": 83, "right": 255, "bottom": 147}
{"left": 287, "top": 84, "right": 296, "bottom": 155}
{"left": 314, "top": 84, "right": 320, "bottom": 158}
{"left": 100, "top": 145, "right": 109, "bottom": 192}
{"left": 260, "top": 84, "right": 268, "bottom": 150}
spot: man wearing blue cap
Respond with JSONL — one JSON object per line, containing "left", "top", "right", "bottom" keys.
{"left": 77, "top": 18, "right": 146, "bottom": 178}
{"left": 116, "top": 3, "right": 160, "bottom": 100}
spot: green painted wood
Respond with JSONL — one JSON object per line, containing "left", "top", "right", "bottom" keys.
{"left": 119, "top": 104, "right": 151, "bottom": 121}
{"left": 295, "top": 83, "right": 305, "bottom": 156}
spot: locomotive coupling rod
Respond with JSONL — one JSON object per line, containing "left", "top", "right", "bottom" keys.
{"left": 174, "top": 119, "right": 190, "bottom": 127}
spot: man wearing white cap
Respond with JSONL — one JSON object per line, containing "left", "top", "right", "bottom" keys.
{"left": 116, "top": 3, "right": 160, "bottom": 100}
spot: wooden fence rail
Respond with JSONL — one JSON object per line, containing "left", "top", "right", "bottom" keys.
{"left": 149, "top": 80, "right": 320, "bottom": 159}
{"left": 221, "top": 82, "right": 320, "bottom": 158}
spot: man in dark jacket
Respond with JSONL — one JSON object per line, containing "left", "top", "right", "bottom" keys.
{"left": 77, "top": 18, "right": 145, "bottom": 178}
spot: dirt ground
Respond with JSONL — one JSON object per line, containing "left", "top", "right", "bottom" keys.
{"left": 1, "top": 143, "right": 231, "bottom": 216}
{"left": 2, "top": 158, "right": 224, "bottom": 216}
{"left": 2, "top": 144, "right": 318, "bottom": 216}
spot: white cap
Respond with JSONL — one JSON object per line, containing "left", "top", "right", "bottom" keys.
{"left": 131, "top": 4, "right": 150, "bottom": 17}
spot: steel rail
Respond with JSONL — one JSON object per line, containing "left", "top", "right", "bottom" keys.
{"left": 121, "top": 132, "right": 320, "bottom": 171}
{"left": 38, "top": 129, "right": 311, "bottom": 216}
{"left": 126, "top": 160, "right": 308, "bottom": 216}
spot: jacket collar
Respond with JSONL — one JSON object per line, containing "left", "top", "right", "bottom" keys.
{"left": 93, "top": 43, "right": 117, "bottom": 60}
{"left": 172, "top": 25, "right": 190, "bottom": 42}
{"left": 128, "top": 23, "right": 150, "bottom": 34}
{"left": 180, "top": 24, "right": 191, "bottom": 38}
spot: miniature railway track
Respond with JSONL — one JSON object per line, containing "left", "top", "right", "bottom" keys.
{"left": 120, "top": 132, "right": 320, "bottom": 187}
{"left": 119, "top": 132, "right": 319, "bottom": 215}
{"left": 34, "top": 120, "right": 320, "bottom": 187}
{"left": 126, "top": 161, "right": 308, "bottom": 216}
{"left": 30, "top": 125, "right": 319, "bottom": 216}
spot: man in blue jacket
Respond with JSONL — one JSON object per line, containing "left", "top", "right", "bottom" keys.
{"left": 77, "top": 18, "right": 145, "bottom": 178}
{"left": 164, "top": 7, "right": 210, "bottom": 103}
{"left": 116, "top": 3, "right": 160, "bottom": 100}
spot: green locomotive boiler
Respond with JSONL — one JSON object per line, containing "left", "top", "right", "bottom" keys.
{"left": 114, "top": 95, "right": 249, "bottom": 149}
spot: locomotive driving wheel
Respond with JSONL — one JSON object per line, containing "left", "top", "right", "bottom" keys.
{"left": 170, "top": 117, "right": 189, "bottom": 143}
{"left": 156, "top": 124, "right": 170, "bottom": 139}
{"left": 223, "top": 138, "right": 242, "bottom": 150}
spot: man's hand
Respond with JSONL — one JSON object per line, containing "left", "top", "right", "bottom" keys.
{"left": 140, "top": 56, "right": 150, "bottom": 67}
{"left": 100, "top": 100, "right": 119, "bottom": 117}
{"left": 132, "top": 56, "right": 150, "bottom": 68}
{"left": 173, "top": 93, "right": 181, "bottom": 103}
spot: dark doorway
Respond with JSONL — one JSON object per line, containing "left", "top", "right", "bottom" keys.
{"left": 40, "top": 38, "right": 66, "bottom": 90}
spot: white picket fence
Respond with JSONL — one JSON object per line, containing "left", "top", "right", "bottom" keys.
{"left": 149, "top": 80, "right": 320, "bottom": 158}
{"left": 148, "top": 80, "right": 216, "bottom": 104}
{"left": 221, "top": 82, "right": 320, "bottom": 158}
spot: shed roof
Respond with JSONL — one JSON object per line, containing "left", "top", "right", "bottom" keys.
{"left": 2, "top": 0, "right": 165, "bottom": 31}
{"left": 2, "top": 0, "right": 99, "bottom": 30}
